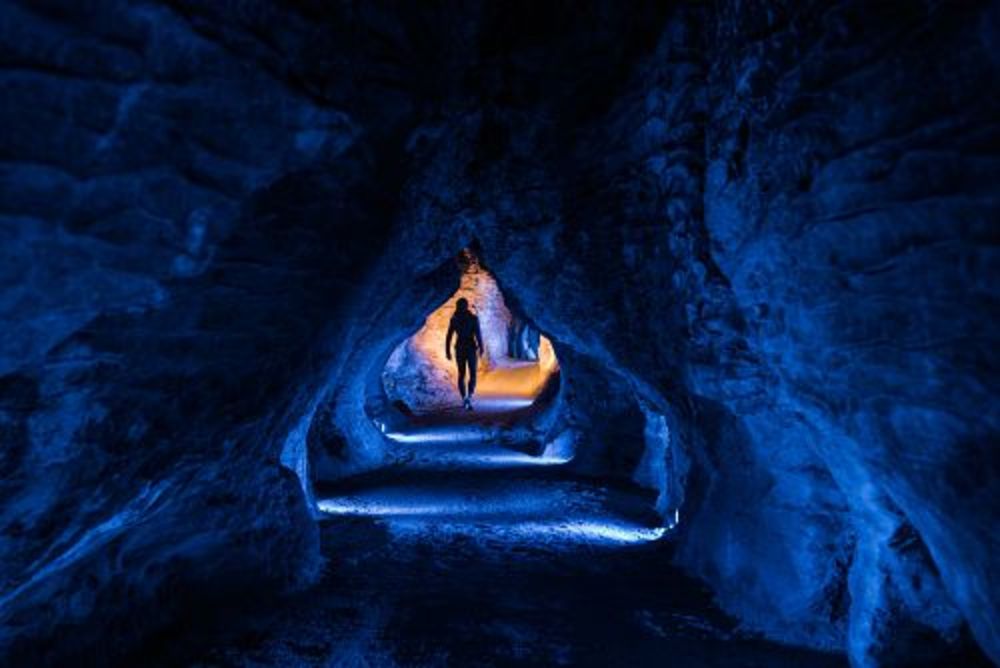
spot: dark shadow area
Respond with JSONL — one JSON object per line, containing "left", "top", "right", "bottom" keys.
{"left": 135, "top": 519, "right": 850, "bottom": 668}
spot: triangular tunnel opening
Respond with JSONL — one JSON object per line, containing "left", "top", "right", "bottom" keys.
{"left": 317, "top": 248, "right": 664, "bottom": 548}
{"left": 381, "top": 249, "right": 560, "bottom": 418}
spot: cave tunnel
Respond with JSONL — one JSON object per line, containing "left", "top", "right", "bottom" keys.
{"left": 380, "top": 248, "right": 561, "bottom": 419}
{"left": 0, "top": 2, "right": 998, "bottom": 667}
{"left": 315, "top": 247, "right": 670, "bottom": 543}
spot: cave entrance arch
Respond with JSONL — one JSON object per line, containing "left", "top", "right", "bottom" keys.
{"left": 380, "top": 249, "right": 560, "bottom": 419}
{"left": 314, "top": 248, "right": 671, "bottom": 547}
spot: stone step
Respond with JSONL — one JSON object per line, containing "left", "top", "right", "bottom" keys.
{"left": 382, "top": 437, "right": 564, "bottom": 471}
{"left": 316, "top": 466, "right": 664, "bottom": 545}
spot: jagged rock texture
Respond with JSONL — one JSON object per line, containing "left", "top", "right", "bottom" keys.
{"left": 0, "top": 2, "right": 996, "bottom": 666}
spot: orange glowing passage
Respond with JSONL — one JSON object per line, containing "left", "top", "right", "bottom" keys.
{"left": 383, "top": 255, "right": 559, "bottom": 413}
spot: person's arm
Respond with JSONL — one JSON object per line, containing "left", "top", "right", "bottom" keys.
{"left": 475, "top": 317, "right": 484, "bottom": 357}
{"left": 445, "top": 318, "right": 455, "bottom": 360}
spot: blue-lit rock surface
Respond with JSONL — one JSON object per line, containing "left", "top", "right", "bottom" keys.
{"left": 0, "top": 2, "right": 996, "bottom": 667}
{"left": 694, "top": 3, "right": 999, "bottom": 664}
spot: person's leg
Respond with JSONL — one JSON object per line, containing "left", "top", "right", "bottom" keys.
{"left": 467, "top": 352, "right": 477, "bottom": 397}
{"left": 456, "top": 354, "right": 468, "bottom": 398}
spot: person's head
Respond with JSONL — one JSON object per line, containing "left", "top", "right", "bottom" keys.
{"left": 455, "top": 298, "right": 469, "bottom": 312}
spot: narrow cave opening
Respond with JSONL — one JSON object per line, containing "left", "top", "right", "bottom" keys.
{"left": 315, "top": 249, "right": 668, "bottom": 545}
{"left": 381, "top": 248, "right": 560, "bottom": 418}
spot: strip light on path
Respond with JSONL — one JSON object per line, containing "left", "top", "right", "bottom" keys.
{"left": 317, "top": 499, "right": 669, "bottom": 545}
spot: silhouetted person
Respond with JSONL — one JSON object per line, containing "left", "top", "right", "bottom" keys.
{"left": 445, "top": 298, "right": 484, "bottom": 410}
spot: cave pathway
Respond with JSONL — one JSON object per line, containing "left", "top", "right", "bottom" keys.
{"left": 143, "top": 404, "right": 848, "bottom": 666}
{"left": 317, "top": 420, "right": 663, "bottom": 543}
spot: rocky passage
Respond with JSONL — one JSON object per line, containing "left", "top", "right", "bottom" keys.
{"left": 0, "top": 2, "right": 996, "bottom": 666}
{"left": 318, "top": 404, "right": 662, "bottom": 542}
{"left": 141, "top": 410, "right": 846, "bottom": 668}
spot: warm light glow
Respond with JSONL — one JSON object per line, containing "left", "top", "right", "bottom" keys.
{"left": 383, "top": 251, "right": 559, "bottom": 412}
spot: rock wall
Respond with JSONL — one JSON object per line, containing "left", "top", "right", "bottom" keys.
{"left": 0, "top": 1, "right": 405, "bottom": 662}
{"left": 700, "top": 2, "right": 999, "bottom": 664}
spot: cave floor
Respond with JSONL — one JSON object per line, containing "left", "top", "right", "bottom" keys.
{"left": 143, "top": 515, "right": 847, "bottom": 668}
{"left": 142, "top": 429, "right": 847, "bottom": 667}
